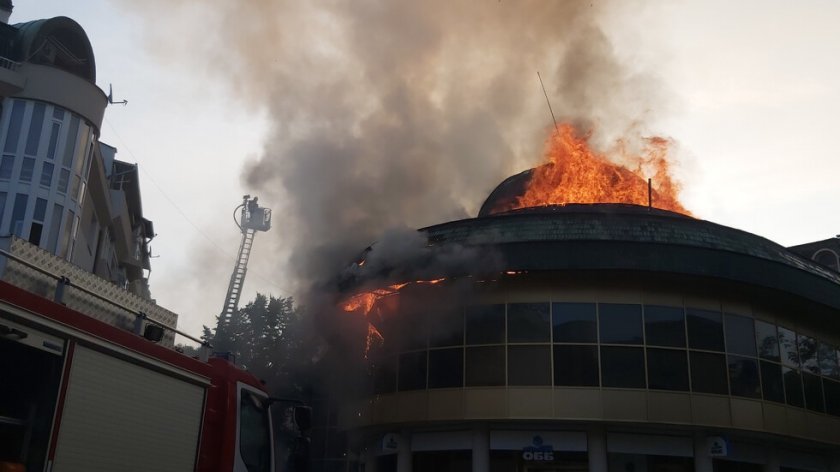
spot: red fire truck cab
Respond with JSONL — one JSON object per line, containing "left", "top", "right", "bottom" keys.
{"left": 0, "top": 281, "right": 274, "bottom": 472}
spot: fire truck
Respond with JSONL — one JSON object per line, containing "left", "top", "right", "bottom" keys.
{"left": 0, "top": 279, "right": 280, "bottom": 472}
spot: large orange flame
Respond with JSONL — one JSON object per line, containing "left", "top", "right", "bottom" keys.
{"left": 497, "top": 124, "right": 690, "bottom": 215}
{"left": 340, "top": 278, "right": 446, "bottom": 356}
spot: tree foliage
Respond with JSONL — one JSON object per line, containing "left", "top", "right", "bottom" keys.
{"left": 210, "top": 293, "right": 315, "bottom": 397}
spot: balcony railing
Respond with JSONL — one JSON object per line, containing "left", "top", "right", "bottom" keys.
{"left": 0, "top": 236, "right": 198, "bottom": 348}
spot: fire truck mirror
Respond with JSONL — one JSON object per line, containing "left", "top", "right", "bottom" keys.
{"left": 294, "top": 406, "right": 312, "bottom": 432}
{"left": 143, "top": 324, "right": 165, "bottom": 343}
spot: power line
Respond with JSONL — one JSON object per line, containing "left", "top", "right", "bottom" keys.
{"left": 102, "top": 118, "right": 295, "bottom": 299}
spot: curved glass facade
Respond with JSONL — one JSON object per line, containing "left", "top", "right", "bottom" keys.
{"left": 371, "top": 299, "right": 840, "bottom": 417}
{"left": 0, "top": 98, "right": 95, "bottom": 260}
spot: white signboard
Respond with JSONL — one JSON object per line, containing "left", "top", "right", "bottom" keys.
{"left": 382, "top": 433, "right": 400, "bottom": 453}
{"left": 706, "top": 436, "right": 729, "bottom": 457}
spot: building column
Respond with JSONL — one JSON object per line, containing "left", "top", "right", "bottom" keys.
{"left": 588, "top": 426, "right": 608, "bottom": 472}
{"left": 693, "top": 434, "right": 713, "bottom": 472}
{"left": 363, "top": 436, "right": 379, "bottom": 472}
{"left": 763, "top": 447, "right": 779, "bottom": 472}
{"left": 473, "top": 426, "right": 490, "bottom": 472}
{"left": 397, "top": 430, "right": 412, "bottom": 472}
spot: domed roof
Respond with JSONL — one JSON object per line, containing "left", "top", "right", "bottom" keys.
{"left": 13, "top": 16, "right": 96, "bottom": 82}
{"left": 420, "top": 203, "right": 840, "bottom": 310}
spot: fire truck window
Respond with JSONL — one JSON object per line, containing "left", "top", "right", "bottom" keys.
{"left": 783, "top": 367, "right": 805, "bottom": 408}
{"left": 760, "top": 361, "right": 785, "bottom": 403}
{"left": 647, "top": 348, "right": 689, "bottom": 391}
{"left": 798, "top": 335, "right": 819, "bottom": 374}
{"left": 553, "top": 344, "right": 599, "bottom": 386}
{"left": 507, "top": 345, "right": 551, "bottom": 386}
{"left": 599, "top": 304, "right": 643, "bottom": 345}
{"left": 398, "top": 351, "right": 427, "bottom": 391}
{"left": 818, "top": 342, "right": 839, "bottom": 378}
{"left": 823, "top": 379, "right": 840, "bottom": 416}
{"left": 724, "top": 314, "right": 757, "bottom": 357}
{"left": 727, "top": 355, "right": 760, "bottom": 398}
{"left": 802, "top": 373, "right": 824, "bottom": 412}
{"left": 755, "top": 321, "right": 780, "bottom": 362}
{"left": 600, "top": 346, "right": 645, "bottom": 388}
{"left": 552, "top": 302, "right": 596, "bottom": 343}
{"left": 778, "top": 327, "right": 800, "bottom": 368}
{"left": 507, "top": 303, "right": 550, "bottom": 343}
{"left": 644, "top": 305, "right": 685, "bottom": 348}
{"left": 686, "top": 308, "right": 724, "bottom": 352}
{"left": 465, "top": 346, "right": 505, "bottom": 387}
{"left": 689, "top": 351, "right": 727, "bottom": 394}
{"left": 428, "top": 348, "right": 463, "bottom": 388}
{"left": 465, "top": 305, "right": 505, "bottom": 345}
{"left": 239, "top": 390, "right": 271, "bottom": 472}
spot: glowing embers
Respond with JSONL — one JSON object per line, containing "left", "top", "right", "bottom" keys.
{"left": 493, "top": 124, "right": 690, "bottom": 215}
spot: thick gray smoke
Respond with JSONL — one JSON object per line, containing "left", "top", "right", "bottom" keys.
{"left": 119, "top": 0, "right": 663, "bottom": 298}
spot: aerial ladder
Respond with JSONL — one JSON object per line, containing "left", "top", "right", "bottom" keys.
{"left": 217, "top": 195, "right": 272, "bottom": 334}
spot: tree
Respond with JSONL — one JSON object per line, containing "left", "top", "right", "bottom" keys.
{"left": 208, "top": 293, "right": 315, "bottom": 397}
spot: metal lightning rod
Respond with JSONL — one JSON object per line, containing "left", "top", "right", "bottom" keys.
{"left": 537, "top": 71, "right": 560, "bottom": 136}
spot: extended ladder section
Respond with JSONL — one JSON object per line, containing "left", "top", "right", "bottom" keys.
{"left": 220, "top": 227, "right": 256, "bottom": 321}
{"left": 218, "top": 196, "right": 272, "bottom": 329}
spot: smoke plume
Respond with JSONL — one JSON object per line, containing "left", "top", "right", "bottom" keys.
{"left": 119, "top": 0, "right": 665, "bottom": 300}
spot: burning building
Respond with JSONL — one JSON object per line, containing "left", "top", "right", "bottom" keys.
{"left": 330, "top": 135, "right": 840, "bottom": 472}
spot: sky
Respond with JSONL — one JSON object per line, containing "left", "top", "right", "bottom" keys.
{"left": 11, "top": 1, "right": 840, "bottom": 342}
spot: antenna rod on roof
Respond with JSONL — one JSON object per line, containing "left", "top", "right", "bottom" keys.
{"left": 648, "top": 178, "right": 652, "bottom": 209}
{"left": 537, "top": 71, "right": 560, "bottom": 136}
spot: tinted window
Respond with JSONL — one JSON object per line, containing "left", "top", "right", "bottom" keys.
{"left": 599, "top": 304, "right": 643, "bottom": 345}
{"left": 429, "top": 308, "right": 463, "bottom": 348}
{"left": 778, "top": 327, "right": 799, "bottom": 367}
{"left": 40, "top": 162, "right": 53, "bottom": 187}
{"left": 373, "top": 357, "right": 397, "bottom": 393}
{"left": 690, "top": 351, "right": 727, "bottom": 394}
{"left": 465, "top": 305, "right": 505, "bottom": 345}
{"left": 4, "top": 100, "right": 24, "bottom": 153}
{"left": 728, "top": 355, "right": 760, "bottom": 398}
{"left": 20, "top": 157, "right": 34, "bottom": 182}
{"left": 819, "top": 342, "right": 839, "bottom": 378}
{"left": 239, "top": 390, "right": 271, "bottom": 472}
{"left": 25, "top": 102, "right": 45, "bottom": 156}
{"left": 428, "top": 348, "right": 463, "bottom": 389}
{"left": 802, "top": 373, "right": 824, "bottom": 412}
{"left": 724, "top": 314, "right": 756, "bottom": 357}
{"left": 798, "top": 335, "right": 819, "bottom": 374}
{"left": 0, "top": 155, "right": 12, "bottom": 179}
{"left": 508, "top": 345, "right": 551, "bottom": 386}
{"left": 755, "top": 321, "right": 779, "bottom": 361}
{"left": 46, "top": 122, "right": 60, "bottom": 160}
{"left": 553, "top": 345, "right": 599, "bottom": 386}
{"left": 783, "top": 367, "right": 804, "bottom": 408}
{"left": 644, "top": 306, "right": 685, "bottom": 347}
{"left": 647, "top": 348, "right": 688, "bottom": 391}
{"left": 397, "top": 314, "right": 427, "bottom": 351}
{"left": 508, "top": 303, "right": 550, "bottom": 343}
{"left": 600, "top": 346, "right": 645, "bottom": 388}
{"left": 760, "top": 361, "right": 784, "bottom": 403}
{"left": 824, "top": 379, "right": 840, "bottom": 417}
{"left": 687, "top": 308, "right": 724, "bottom": 351}
{"left": 465, "top": 346, "right": 505, "bottom": 386}
{"left": 398, "top": 351, "right": 427, "bottom": 391}
{"left": 11, "top": 193, "right": 27, "bottom": 237}
{"left": 552, "top": 303, "right": 596, "bottom": 343}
